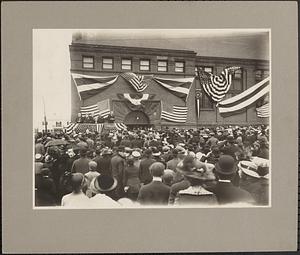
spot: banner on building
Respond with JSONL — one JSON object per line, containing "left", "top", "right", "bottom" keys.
{"left": 217, "top": 77, "right": 270, "bottom": 114}
{"left": 153, "top": 77, "right": 194, "bottom": 102}
{"left": 198, "top": 66, "right": 240, "bottom": 102}
{"left": 71, "top": 73, "right": 118, "bottom": 100}
{"left": 80, "top": 99, "right": 111, "bottom": 119}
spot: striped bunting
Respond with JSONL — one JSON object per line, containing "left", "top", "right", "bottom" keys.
{"left": 115, "top": 123, "right": 127, "bottom": 131}
{"left": 199, "top": 67, "right": 240, "bottom": 102}
{"left": 161, "top": 104, "right": 188, "bottom": 123}
{"left": 153, "top": 77, "right": 194, "bottom": 102}
{"left": 71, "top": 73, "right": 118, "bottom": 100}
{"left": 120, "top": 73, "right": 148, "bottom": 92}
{"left": 218, "top": 77, "right": 270, "bottom": 114}
{"left": 66, "top": 123, "right": 78, "bottom": 135}
{"left": 65, "top": 123, "right": 104, "bottom": 135}
{"left": 256, "top": 103, "right": 269, "bottom": 118}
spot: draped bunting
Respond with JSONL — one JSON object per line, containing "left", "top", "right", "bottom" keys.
{"left": 72, "top": 73, "right": 118, "bottom": 100}
{"left": 152, "top": 77, "right": 194, "bottom": 102}
{"left": 217, "top": 77, "right": 270, "bottom": 114}
{"left": 198, "top": 66, "right": 240, "bottom": 102}
{"left": 72, "top": 72, "right": 194, "bottom": 102}
{"left": 117, "top": 93, "right": 155, "bottom": 106}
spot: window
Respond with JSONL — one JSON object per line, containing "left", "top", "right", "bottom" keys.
{"left": 175, "top": 61, "right": 185, "bottom": 73}
{"left": 158, "top": 60, "right": 167, "bottom": 72}
{"left": 139, "top": 59, "right": 150, "bottom": 71}
{"left": 230, "top": 68, "right": 243, "bottom": 92}
{"left": 102, "top": 57, "right": 113, "bottom": 70}
{"left": 255, "top": 69, "right": 269, "bottom": 81}
{"left": 197, "top": 66, "right": 214, "bottom": 109}
{"left": 121, "top": 59, "right": 132, "bottom": 70}
{"left": 82, "top": 56, "right": 94, "bottom": 69}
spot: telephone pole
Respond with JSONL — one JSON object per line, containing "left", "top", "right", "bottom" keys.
{"left": 42, "top": 97, "right": 48, "bottom": 133}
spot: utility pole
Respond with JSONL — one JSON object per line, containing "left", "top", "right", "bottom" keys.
{"left": 42, "top": 97, "right": 48, "bottom": 134}
{"left": 195, "top": 67, "right": 202, "bottom": 129}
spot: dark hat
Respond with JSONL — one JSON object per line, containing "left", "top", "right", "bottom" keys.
{"left": 215, "top": 155, "right": 237, "bottom": 175}
{"left": 144, "top": 148, "right": 153, "bottom": 156}
{"left": 90, "top": 175, "right": 118, "bottom": 193}
{"left": 79, "top": 148, "right": 88, "bottom": 156}
{"left": 117, "top": 145, "right": 125, "bottom": 152}
{"left": 227, "top": 135, "right": 235, "bottom": 143}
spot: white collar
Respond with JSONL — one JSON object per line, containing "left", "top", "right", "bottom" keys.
{"left": 152, "top": 176, "right": 162, "bottom": 182}
{"left": 218, "top": 179, "right": 231, "bottom": 183}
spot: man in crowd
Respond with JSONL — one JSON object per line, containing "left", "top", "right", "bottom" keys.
{"left": 208, "top": 155, "right": 254, "bottom": 205}
{"left": 137, "top": 162, "right": 170, "bottom": 205}
{"left": 139, "top": 149, "right": 155, "bottom": 185}
{"left": 71, "top": 148, "right": 90, "bottom": 175}
{"left": 111, "top": 146, "right": 126, "bottom": 199}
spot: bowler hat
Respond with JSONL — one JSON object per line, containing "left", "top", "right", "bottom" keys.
{"left": 90, "top": 175, "right": 118, "bottom": 193}
{"left": 215, "top": 155, "right": 237, "bottom": 175}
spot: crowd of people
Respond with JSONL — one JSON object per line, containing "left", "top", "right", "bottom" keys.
{"left": 75, "top": 112, "right": 115, "bottom": 124}
{"left": 34, "top": 124, "right": 270, "bottom": 208}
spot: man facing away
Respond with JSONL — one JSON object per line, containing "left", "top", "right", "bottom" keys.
{"left": 71, "top": 148, "right": 90, "bottom": 175}
{"left": 137, "top": 162, "right": 170, "bottom": 206}
{"left": 208, "top": 155, "right": 254, "bottom": 205}
{"left": 139, "top": 149, "right": 156, "bottom": 185}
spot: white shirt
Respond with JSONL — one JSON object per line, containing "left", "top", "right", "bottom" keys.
{"left": 89, "top": 194, "right": 121, "bottom": 208}
{"left": 61, "top": 191, "right": 90, "bottom": 208}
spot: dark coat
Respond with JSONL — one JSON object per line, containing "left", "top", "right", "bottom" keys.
{"left": 137, "top": 181, "right": 170, "bottom": 205}
{"left": 139, "top": 158, "right": 156, "bottom": 184}
{"left": 111, "top": 154, "right": 126, "bottom": 198}
{"left": 93, "top": 155, "right": 112, "bottom": 176}
{"left": 210, "top": 181, "right": 254, "bottom": 205}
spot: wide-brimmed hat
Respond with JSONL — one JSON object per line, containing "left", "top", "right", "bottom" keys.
{"left": 175, "top": 146, "right": 186, "bottom": 154}
{"left": 238, "top": 161, "right": 259, "bottom": 178}
{"left": 132, "top": 151, "right": 141, "bottom": 158}
{"left": 215, "top": 155, "right": 237, "bottom": 175}
{"left": 152, "top": 149, "right": 161, "bottom": 157}
{"left": 90, "top": 175, "right": 118, "bottom": 193}
{"left": 177, "top": 159, "right": 216, "bottom": 181}
{"left": 162, "top": 146, "right": 170, "bottom": 152}
{"left": 35, "top": 153, "right": 43, "bottom": 162}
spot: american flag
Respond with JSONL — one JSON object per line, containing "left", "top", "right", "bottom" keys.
{"left": 65, "top": 123, "right": 104, "bottom": 135}
{"left": 161, "top": 103, "right": 188, "bottom": 123}
{"left": 120, "top": 72, "right": 148, "bottom": 92}
{"left": 198, "top": 66, "right": 240, "bottom": 102}
{"left": 80, "top": 99, "right": 110, "bottom": 119}
{"left": 256, "top": 103, "right": 269, "bottom": 118}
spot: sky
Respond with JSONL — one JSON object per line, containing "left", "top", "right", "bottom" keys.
{"left": 33, "top": 29, "right": 269, "bottom": 129}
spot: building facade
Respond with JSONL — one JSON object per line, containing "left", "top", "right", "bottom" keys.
{"left": 69, "top": 42, "right": 269, "bottom": 128}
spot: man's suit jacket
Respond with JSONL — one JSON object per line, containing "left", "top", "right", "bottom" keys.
{"left": 210, "top": 181, "right": 254, "bottom": 205}
{"left": 137, "top": 181, "right": 170, "bottom": 205}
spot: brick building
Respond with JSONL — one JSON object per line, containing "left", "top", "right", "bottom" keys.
{"left": 69, "top": 37, "right": 269, "bottom": 129}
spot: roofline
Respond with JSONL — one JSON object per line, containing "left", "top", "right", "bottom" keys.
{"left": 70, "top": 42, "right": 197, "bottom": 56}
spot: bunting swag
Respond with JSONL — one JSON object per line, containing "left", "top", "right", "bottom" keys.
{"left": 71, "top": 73, "right": 118, "bottom": 100}
{"left": 153, "top": 77, "right": 194, "bottom": 101}
{"left": 161, "top": 102, "right": 188, "bottom": 123}
{"left": 117, "top": 93, "right": 155, "bottom": 106}
{"left": 65, "top": 123, "right": 104, "bottom": 135}
{"left": 115, "top": 123, "right": 127, "bottom": 131}
{"left": 199, "top": 66, "right": 240, "bottom": 102}
{"left": 120, "top": 73, "right": 148, "bottom": 92}
{"left": 218, "top": 77, "right": 270, "bottom": 114}
{"left": 256, "top": 103, "right": 270, "bottom": 118}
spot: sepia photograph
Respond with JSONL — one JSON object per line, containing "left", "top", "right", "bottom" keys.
{"left": 33, "top": 29, "right": 270, "bottom": 209}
